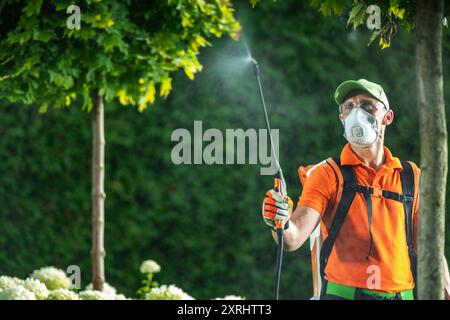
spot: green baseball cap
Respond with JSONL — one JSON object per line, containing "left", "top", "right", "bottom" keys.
{"left": 334, "top": 79, "right": 390, "bottom": 110}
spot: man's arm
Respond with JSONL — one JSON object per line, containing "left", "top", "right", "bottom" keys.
{"left": 271, "top": 205, "right": 321, "bottom": 251}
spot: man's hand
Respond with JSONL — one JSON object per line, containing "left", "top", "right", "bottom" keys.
{"left": 262, "top": 189, "right": 293, "bottom": 231}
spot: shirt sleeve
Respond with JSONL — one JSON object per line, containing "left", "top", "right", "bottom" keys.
{"left": 297, "top": 163, "right": 336, "bottom": 215}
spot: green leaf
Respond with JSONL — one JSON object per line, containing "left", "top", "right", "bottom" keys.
{"left": 32, "top": 29, "right": 55, "bottom": 43}
{"left": 347, "top": 3, "right": 367, "bottom": 30}
{"left": 23, "top": 0, "right": 43, "bottom": 17}
{"left": 319, "top": 0, "right": 346, "bottom": 16}
{"left": 367, "top": 29, "right": 381, "bottom": 46}
{"left": 38, "top": 103, "right": 48, "bottom": 113}
{"left": 48, "top": 70, "right": 74, "bottom": 89}
{"left": 250, "top": 0, "right": 260, "bottom": 7}
{"left": 7, "top": 30, "right": 32, "bottom": 45}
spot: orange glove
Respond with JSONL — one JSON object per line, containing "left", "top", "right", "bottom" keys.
{"left": 262, "top": 189, "right": 293, "bottom": 231}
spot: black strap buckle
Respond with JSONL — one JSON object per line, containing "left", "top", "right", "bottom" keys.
{"left": 403, "top": 195, "right": 413, "bottom": 204}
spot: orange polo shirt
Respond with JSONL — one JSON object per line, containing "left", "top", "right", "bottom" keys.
{"left": 298, "top": 144, "right": 420, "bottom": 292}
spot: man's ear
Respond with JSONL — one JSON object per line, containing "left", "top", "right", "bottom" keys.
{"left": 382, "top": 110, "right": 394, "bottom": 125}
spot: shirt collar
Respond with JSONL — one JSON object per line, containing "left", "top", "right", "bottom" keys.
{"left": 340, "top": 143, "right": 402, "bottom": 169}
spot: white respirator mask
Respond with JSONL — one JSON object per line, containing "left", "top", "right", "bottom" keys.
{"left": 341, "top": 107, "right": 385, "bottom": 148}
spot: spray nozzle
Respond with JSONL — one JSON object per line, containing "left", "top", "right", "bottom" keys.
{"left": 249, "top": 57, "right": 260, "bottom": 75}
{"left": 249, "top": 57, "right": 258, "bottom": 65}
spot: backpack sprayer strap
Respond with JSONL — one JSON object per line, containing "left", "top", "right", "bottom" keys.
{"left": 400, "top": 160, "right": 417, "bottom": 299}
{"left": 319, "top": 157, "right": 417, "bottom": 296}
{"left": 319, "top": 157, "right": 357, "bottom": 279}
{"left": 348, "top": 184, "right": 413, "bottom": 260}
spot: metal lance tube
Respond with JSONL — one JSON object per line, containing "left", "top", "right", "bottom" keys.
{"left": 250, "top": 57, "right": 286, "bottom": 300}
{"left": 250, "top": 57, "right": 287, "bottom": 195}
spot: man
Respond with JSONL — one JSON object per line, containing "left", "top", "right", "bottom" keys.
{"left": 262, "top": 79, "right": 450, "bottom": 300}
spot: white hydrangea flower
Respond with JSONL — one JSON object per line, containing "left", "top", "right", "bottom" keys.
{"left": 0, "top": 286, "right": 36, "bottom": 300}
{"left": 79, "top": 290, "right": 113, "bottom": 300}
{"left": 214, "top": 295, "right": 246, "bottom": 300}
{"left": 46, "top": 289, "right": 79, "bottom": 300}
{"left": 85, "top": 282, "right": 117, "bottom": 295}
{"left": 0, "top": 276, "right": 24, "bottom": 290}
{"left": 30, "top": 267, "right": 71, "bottom": 290}
{"left": 83, "top": 283, "right": 129, "bottom": 300}
{"left": 140, "top": 260, "right": 161, "bottom": 274}
{"left": 145, "top": 285, "right": 194, "bottom": 300}
{"left": 114, "top": 293, "right": 129, "bottom": 300}
{"left": 22, "top": 278, "right": 49, "bottom": 300}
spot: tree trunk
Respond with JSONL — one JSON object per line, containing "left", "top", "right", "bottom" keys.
{"left": 416, "top": 0, "right": 446, "bottom": 300}
{"left": 91, "top": 90, "right": 106, "bottom": 291}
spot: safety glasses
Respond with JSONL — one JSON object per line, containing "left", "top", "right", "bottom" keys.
{"left": 339, "top": 101, "right": 386, "bottom": 117}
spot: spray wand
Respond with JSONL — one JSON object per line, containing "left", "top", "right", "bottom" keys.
{"left": 250, "top": 57, "right": 287, "bottom": 300}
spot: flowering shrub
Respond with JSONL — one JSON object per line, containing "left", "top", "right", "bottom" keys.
{"left": 145, "top": 285, "right": 194, "bottom": 300}
{"left": 0, "top": 286, "right": 36, "bottom": 300}
{"left": 46, "top": 289, "right": 80, "bottom": 300}
{"left": 79, "top": 290, "right": 112, "bottom": 300}
{"left": 85, "top": 282, "right": 117, "bottom": 295}
{"left": 140, "top": 260, "right": 161, "bottom": 274}
{"left": 30, "top": 267, "right": 71, "bottom": 290}
{"left": 137, "top": 259, "right": 161, "bottom": 299}
{"left": 114, "top": 293, "right": 129, "bottom": 300}
{"left": 79, "top": 284, "right": 129, "bottom": 300}
{"left": 23, "top": 278, "right": 49, "bottom": 300}
{"left": 0, "top": 276, "right": 23, "bottom": 290}
{"left": 0, "top": 260, "right": 242, "bottom": 300}
{"left": 0, "top": 268, "right": 131, "bottom": 300}
{"left": 214, "top": 295, "right": 246, "bottom": 300}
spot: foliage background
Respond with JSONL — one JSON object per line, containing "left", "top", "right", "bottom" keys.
{"left": 0, "top": 0, "right": 449, "bottom": 299}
